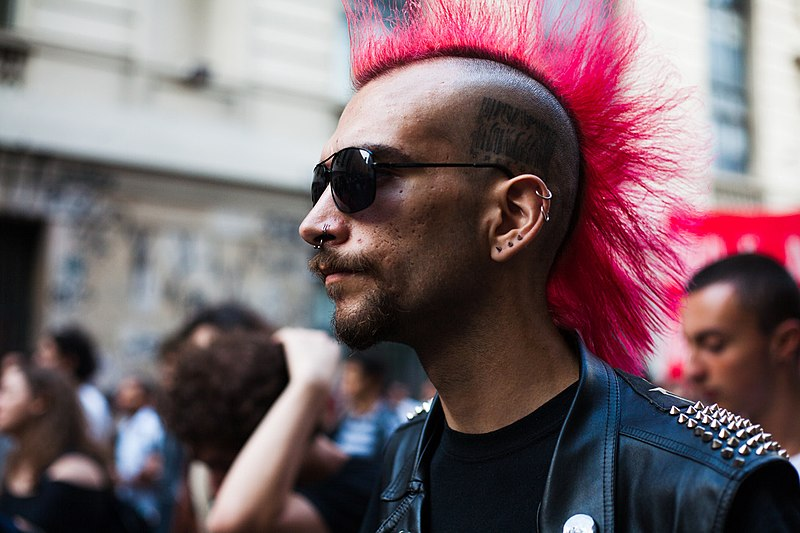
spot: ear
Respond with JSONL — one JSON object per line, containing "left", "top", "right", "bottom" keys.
{"left": 769, "top": 318, "right": 800, "bottom": 365}
{"left": 487, "top": 174, "right": 552, "bottom": 262}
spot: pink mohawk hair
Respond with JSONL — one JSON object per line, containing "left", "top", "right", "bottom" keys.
{"left": 344, "top": 0, "right": 704, "bottom": 374}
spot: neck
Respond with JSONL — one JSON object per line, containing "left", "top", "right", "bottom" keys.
{"left": 755, "top": 376, "right": 800, "bottom": 457}
{"left": 415, "top": 290, "right": 580, "bottom": 434}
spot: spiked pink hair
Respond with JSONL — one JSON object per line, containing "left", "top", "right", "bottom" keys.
{"left": 344, "top": 0, "right": 704, "bottom": 373}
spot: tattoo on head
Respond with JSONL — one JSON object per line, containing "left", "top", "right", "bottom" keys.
{"left": 469, "top": 97, "right": 558, "bottom": 173}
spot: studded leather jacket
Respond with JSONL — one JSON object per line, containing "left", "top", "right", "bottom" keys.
{"left": 361, "top": 342, "right": 800, "bottom": 533}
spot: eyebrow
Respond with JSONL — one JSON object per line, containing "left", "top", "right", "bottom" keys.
{"left": 362, "top": 144, "right": 417, "bottom": 164}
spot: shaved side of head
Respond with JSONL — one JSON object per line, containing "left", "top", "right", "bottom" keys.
{"left": 371, "top": 57, "right": 581, "bottom": 267}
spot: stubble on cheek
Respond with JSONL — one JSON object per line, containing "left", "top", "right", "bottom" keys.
{"left": 327, "top": 244, "right": 409, "bottom": 350}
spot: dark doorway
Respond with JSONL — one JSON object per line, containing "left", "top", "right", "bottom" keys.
{"left": 0, "top": 215, "right": 43, "bottom": 354}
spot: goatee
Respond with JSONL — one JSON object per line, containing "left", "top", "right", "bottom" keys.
{"left": 308, "top": 250, "right": 399, "bottom": 349}
{"left": 331, "top": 288, "right": 398, "bottom": 350}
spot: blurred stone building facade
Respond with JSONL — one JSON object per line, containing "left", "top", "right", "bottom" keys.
{"left": 0, "top": 0, "right": 347, "bottom": 382}
{"left": 0, "top": 0, "right": 798, "bottom": 384}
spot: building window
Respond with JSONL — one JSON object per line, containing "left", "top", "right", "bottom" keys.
{"left": 709, "top": 0, "right": 750, "bottom": 175}
{"left": 0, "top": 0, "right": 13, "bottom": 28}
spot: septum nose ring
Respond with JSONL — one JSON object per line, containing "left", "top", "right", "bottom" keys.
{"left": 313, "top": 224, "right": 330, "bottom": 250}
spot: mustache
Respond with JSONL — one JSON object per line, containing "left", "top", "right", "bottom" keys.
{"left": 308, "top": 250, "right": 376, "bottom": 281}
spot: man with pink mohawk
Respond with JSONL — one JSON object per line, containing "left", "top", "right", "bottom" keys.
{"left": 300, "top": 0, "right": 800, "bottom": 531}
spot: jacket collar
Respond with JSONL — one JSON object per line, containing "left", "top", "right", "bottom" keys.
{"left": 538, "top": 340, "right": 619, "bottom": 532}
{"left": 387, "top": 340, "right": 619, "bottom": 531}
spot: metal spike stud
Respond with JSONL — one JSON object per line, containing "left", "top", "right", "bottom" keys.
{"left": 721, "top": 447, "right": 734, "bottom": 459}
{"left": 669, "top": 406, "right": 681, "bottom": 416}
{"left": 738, "top": 444, "right": 751, "bottom": 456}
{"left": 711, "top": 439, "right": 723, "bottom": 450}
{"left": 733, "top": 457, "right": 745, "bottom": 468}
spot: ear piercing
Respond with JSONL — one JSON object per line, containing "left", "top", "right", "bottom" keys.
{"left": 536, "top": 188, "right": 553, "bottom": 223}
{"left": 496, "top": 233, "right": 527, "bottom": 253}
{"left": 493, "top": 185, "right": 553, "bottom": 254}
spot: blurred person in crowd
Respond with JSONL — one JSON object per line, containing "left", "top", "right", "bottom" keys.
{"left": 332, "top": 352, "right": 403, "bottom": 458}
{"left": 0, "top": 355, "right": 119, "bottom": 532}
{"left": 34, "top": 325, "right": 114, "bottom": 448}
{"left": 159, "top": 301, "right": 277, "bottom": 533}
{"left": 163, "top": 328, "right": 379, "bottom": 533}
{"left": 418, "top": 378, "right": 437, "bottom": 403}
{"left": 175, "top": 302, "right": 272, "bottom": 349}
{"left": 0, "top": 354, "right": 23, "bottom": 483}
{"left": 385, "top": 382, "right": 420, "bottom": 420}
{"left": 683, "top": 253, "right": 800, "bottom": 472}
{"left": 115, "top": 375, "right": 165, "bottom": 530}
{"left": 153, "top": 334, "right": 186, "bottom": 533}
{"left": 299, "top": 0, "right": 800, "bottom": 530}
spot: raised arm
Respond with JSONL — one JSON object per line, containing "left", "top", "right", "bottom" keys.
{"left": 206, "top": 328, "right": 341, "bottom": 533}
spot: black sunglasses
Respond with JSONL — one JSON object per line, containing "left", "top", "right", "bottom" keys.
{"left": 312, "top": 147, "right": 515, "bottom": 213}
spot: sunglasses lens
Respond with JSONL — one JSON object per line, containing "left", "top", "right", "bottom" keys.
{"left": 311, "top": 164, "right": 328, "bottom": 205}
{"left": 330, "top": 148, "right": 376, "bottom": 214}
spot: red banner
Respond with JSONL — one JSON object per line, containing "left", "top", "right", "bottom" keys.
{"left": 687, "top": 211, "right": 800, "bottom": 282}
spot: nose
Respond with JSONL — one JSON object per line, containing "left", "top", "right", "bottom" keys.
{"left": 299, "top": 186, "right": 345, "bottom": 249}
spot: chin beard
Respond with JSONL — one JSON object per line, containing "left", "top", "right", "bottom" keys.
{"left": 331, "top": 287, "right": 399, "bottom": 350}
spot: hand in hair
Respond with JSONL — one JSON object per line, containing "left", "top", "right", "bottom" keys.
{"left": 207, "top": 328, "right": 341, "bottom": 533}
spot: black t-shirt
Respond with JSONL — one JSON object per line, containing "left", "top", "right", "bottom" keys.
{"left": 0, "top": 477, "right": 119, "bottom": 533}
{"left": 298, "top": 455, "right": 381, "bottom": 533}
{"left": 427, "top": 383, "right": 577, "bottom": 532}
